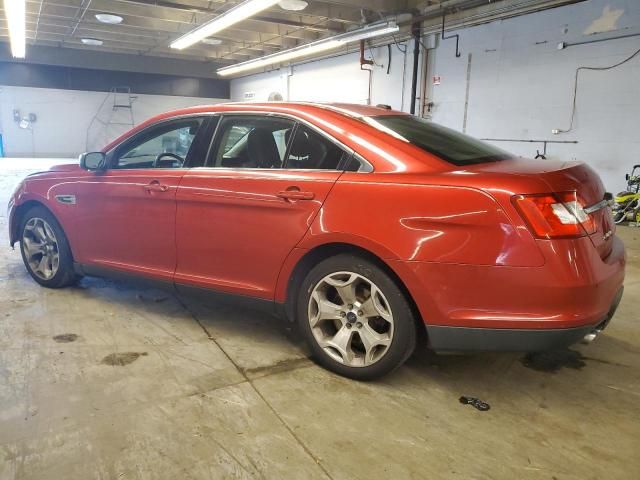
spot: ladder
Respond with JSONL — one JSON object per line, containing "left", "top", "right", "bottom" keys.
{"left": 86, "top": 86, "right": 136, "bottom": 151}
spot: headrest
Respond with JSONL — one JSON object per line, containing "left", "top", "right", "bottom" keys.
{"left": 247, "top": 128, "right": 281, "bottom": 168}
{"left": 289, "top": 129, "right": 312, "bottom": 157}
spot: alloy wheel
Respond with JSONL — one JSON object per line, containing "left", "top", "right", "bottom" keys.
{"left": 308, "top": 271, "right": 394, "bottom": 367}
{"left": 22, "top": 217, "right": 60, "bottom": 280}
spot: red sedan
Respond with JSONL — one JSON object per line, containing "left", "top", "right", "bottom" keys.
{"left": 8, "top": 103, "right": 625, "bottom": 379}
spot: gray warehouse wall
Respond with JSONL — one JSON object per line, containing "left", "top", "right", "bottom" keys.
{"left": 0, "top": 60, "right": 229, "bottom": 158}
{"left": 0, "top": 86, "right": 227, "bottom": 157}
{"left": 429, "top": 0, "right": 640, "bottom": 192}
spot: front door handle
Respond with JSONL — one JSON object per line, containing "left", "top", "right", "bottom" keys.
{"left": 276, "top": 188, "right": 315, "bottom": 201}
{"left": 144, "top": 180, "right": 169, "bottom": 193}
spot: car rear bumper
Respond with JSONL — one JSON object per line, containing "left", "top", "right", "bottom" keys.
{"left": 426, "top": 287, "right": 623, "bottom": 352}
{"left": 393, "top": 235, "right": 625, "bottom": 351}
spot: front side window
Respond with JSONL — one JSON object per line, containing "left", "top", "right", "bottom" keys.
{"left": 113, "top": 118, "right": 203, "bottom": 169}
{"left": 210, "top": 116, "right": 294, "bottom": 168}
{"left": 366, "top": 115, "right": 511, "bottom": 166}
{"left": 284, "top": 125, "right": 348, "bottom": 170}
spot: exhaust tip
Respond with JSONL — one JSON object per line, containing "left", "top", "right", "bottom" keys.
{"left": 581, "top": 331, "right": 599, "bottom": 344}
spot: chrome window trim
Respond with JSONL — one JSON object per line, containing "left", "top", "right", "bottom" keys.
{"left": 210, "top": 111, "right": 373, "bottom": 173}
{"left": 105, "top": 112, "right": 219, "bottom": 163}
{"left": 106, "top": 110, "right": 375, "bottom": 173}
{"left": 189, "top": 166, "right": 346, "bottom": 173}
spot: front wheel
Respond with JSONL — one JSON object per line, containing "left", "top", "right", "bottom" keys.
{"left": 19, "top": 206, "right": 78, "bottom": 288}
{"left": 297, "top": 254, "right": 417, "bottom": 380}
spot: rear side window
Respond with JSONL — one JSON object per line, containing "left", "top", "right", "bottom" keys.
{"left": 284, "top": 125, "right": 348, "bottom": 170}
{"left": 366, "top": 115, "right": 511, "bottom": 166}
{"left": 210, "top": 116, "right": 294, "bottom": 168}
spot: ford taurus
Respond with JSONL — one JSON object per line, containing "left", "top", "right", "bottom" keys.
{"left": 8, "top": 103, "right": 625, "bottom": 379}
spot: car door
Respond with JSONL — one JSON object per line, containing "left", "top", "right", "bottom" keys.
{"left": 72, "top": 116, "right": 210, "bottom": 281}
{"left": 174, "top": 115, "right": 351, "bottom": 299}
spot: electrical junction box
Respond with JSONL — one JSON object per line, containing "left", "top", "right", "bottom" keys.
{"left": 423, "top": 34, "right": 437, "bottom": 50}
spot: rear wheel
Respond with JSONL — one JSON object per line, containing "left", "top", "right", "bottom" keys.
{"left": 19, "top": 206, "right": 78, "bottom": 288}
{"left": 613, "top": 209, "right": 626, "bottom": 224}
{"left": 297, "top": 254, "right": 417, "bottom": 380}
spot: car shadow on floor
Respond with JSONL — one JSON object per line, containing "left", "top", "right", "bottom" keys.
{"left": 53, "top": 275, "right": 640, "bottom": 396}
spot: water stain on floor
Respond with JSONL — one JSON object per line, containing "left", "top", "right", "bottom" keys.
{"left": 242, "top": 357, "right": 312, "bottom": 377}
{"left": 53, "top": 333, "right": 78, "bottom": 343}
{"left": 522, "top": 349, "right": 586, "bottom": 372}
{"left": 136, "top": 293, "right": 169, "bottom": 303}
{"left": 101, "top": 352, "right": 148, "bottom": 366}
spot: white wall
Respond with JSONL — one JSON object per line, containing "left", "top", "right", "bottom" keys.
{"left": 429, "top": 0, "right": 640, "bottom": 192}
{"left": 0, "top": 86, "right": 227, "bottom": 157}
{"left": 230, "top": 45, "right": 420, "bottom": 112}
{"left": 230, "top": 0, "right": 640, "bottom": 192}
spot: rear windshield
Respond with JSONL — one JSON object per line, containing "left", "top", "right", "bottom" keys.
{"left": 366, "top": 115, "right": 511, "bottom": 166}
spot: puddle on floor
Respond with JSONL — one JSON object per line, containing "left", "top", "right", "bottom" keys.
{"left": 53, "top": 333, "right": 78, "bottom": 343}
{"left": 522, "top": 349, "right": 586, "bottom": 373}
{"left": 101, "top": 352, "right": 148, "bottom": 366}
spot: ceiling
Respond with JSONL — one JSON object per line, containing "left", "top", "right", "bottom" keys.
{"left": 0, "top": 0, "right": 419, "bottom": 66}
{"left": 0, "top": 0, "right": 584, "bottom": 72}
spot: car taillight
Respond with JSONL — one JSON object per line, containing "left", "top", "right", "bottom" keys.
{"left": 512, "top": 192, "right": 596, "bottom": 239}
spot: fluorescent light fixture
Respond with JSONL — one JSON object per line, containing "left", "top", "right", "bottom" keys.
{"left": 4, "top": 0, "right": 26, "bottom": 58}
{"left": 81, "top": 38, "right": 104, "bottom": 46}
{"left": 201, "top": 37, "right": 223, "bottom": 45}
{"left": 217, "top": 21, "right": 399, "bottom": 77}
{"left": 171, "top": 0, "right": 280, "bottom": 50}
{"left": 219, "top": 40, "right": 341, "bottom": 77}
{"left": 95, "top": 13, "right": 124, "bottom": 24}
{"left": 278, "top": 0, "right": 307, "bottom": 11}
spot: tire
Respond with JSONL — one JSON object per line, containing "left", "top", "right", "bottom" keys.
{"left": 613, "top": 210, "right": 626, "bottom": 224}
{"left": 297, "top": 254, "right": 417, "bottom": 380}
{"left": 19, "top": 206, "right": 78, "bottom": 288}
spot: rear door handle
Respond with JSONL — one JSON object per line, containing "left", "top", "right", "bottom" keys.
{"left": 144, "top": 180, "right": 169, "bottom": 193}
{"left": 276, "top": 189, "right": 315, "bottom": 201}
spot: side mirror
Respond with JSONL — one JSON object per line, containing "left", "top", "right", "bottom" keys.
{"left": 80, "top": 152, "right": 106, "bottom": 171}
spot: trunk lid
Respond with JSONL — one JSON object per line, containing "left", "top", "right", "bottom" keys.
{"left": 471, "top": 158, "right": 614, "bottom": 258}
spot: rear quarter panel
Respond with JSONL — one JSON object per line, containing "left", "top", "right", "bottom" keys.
{"left": 300, "top": 172, "right": 544, "bottom": 267}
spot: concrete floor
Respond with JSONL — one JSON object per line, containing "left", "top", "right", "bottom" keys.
{"left": 1, "top": 160, "right": 639, "bottom": 479}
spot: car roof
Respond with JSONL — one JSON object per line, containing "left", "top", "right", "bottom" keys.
{"left": 234, "top": 102, "right": 404, "bottom": 117}
{"left": 102, "top": 101, "right": 435, "bottom": 174}
{"left": 153, "top": 102, "right": 406, "bottom": 122}
{"left": 103, "top": 101, "right": 405, "bottom": 150}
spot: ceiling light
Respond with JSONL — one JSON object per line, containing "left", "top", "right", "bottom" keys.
{"left": 201, "top": 37, "right": 223, "bottom": 45}
{"left": 81, "top": 38, "right": 104, "bottom": 46}
{"left": 217, "top": 21, "right": 399, "bottom": 77}
{"left": 219, "top": 40, "right": 342, "bottom": 76}
{"left": 171, "top": 0, "right": 280, "bottom": 50}
{"left": 278, "top": 0, "right": 307, "bottom": 11}
{"left": 95, "top": 13, "right": 123, "bottom": 24}
{"left": 4, "top": 0, "right": 26, "bottom": 58}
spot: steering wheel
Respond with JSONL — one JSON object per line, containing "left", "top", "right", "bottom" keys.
{"left": 152, "top": 152, "right": 184, "bottom": 168}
